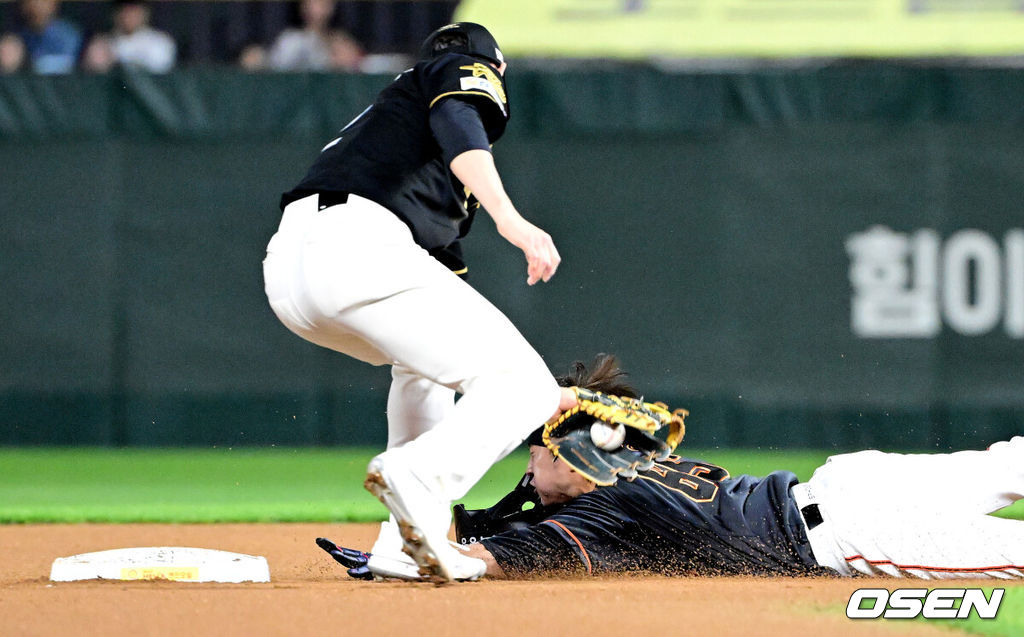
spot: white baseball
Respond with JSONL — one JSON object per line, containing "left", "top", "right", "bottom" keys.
{"left": 590, "top": 421, "right": 626, "bottom": 450}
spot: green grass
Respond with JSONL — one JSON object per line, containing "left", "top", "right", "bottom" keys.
{"left": 0, "top": 447, "right": 1021, "bottom": 523}
{"left": 0, "top": 446, "right": 534, "bottom": 523}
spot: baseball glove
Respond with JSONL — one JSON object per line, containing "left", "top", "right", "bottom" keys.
{"left": 543, "top": 387, "right": 687, "bottom": 486}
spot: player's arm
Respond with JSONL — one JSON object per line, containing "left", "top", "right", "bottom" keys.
{"left": 451, "top": 150, "right": 560, "bottom": 285}
{"left": 429, "top": 98, "right": 560, "bottom": 285}
{"left": 472, "top": 517, "right": 598, "bottom": 578}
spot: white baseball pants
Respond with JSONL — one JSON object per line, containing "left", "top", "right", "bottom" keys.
{"left": 795, "top": 436, "right": 1024, "bottom": 579}
{"left": 263, "top": 193, "right": 561, "bottom": 504}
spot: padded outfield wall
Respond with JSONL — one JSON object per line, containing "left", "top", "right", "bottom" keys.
{"left": 1, "top": 65, "right": 1022, "bottom": 449}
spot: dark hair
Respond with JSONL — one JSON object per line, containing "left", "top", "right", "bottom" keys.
{"left": 526, "top": 354, "right": 637, "bottom": 447}
{"left": 431, "top": 32, "right": 468, "bottom": 54}
{"left": 556, "top": 353, "right": 637, "bottom": 398}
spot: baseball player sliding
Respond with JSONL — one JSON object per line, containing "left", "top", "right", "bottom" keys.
{"left": 264, "top": 23, "right": 574, "bottom": 581}
{"left": 320, "top": 355, "right": 1024, "bottom": 581}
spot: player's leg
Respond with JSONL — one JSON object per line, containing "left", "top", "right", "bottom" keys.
{"left": 808, "top": 437, "right": 1024, "bottom": 517}
{"left": 299, "top": 210, "right": 557, "bottom": 500}
{"left": 269, "top": 253, "right": 454, "bottom": 449}
{"left": 353, "top": 292, "right": 556, "bottom": 581}
{"left": 265, "top": 194, "right": 463, "bottom": 573}
{"left": 263, "top": 193, "right": 393, "bottom": 367}
{"left": 901, "top": 437, "right": 1024, "bottom": 514}
{"left": 386, "top": 365, "right": 455, "bottom": 449}
{"left": 973, "top": 436, "right": 1024, "bottom": 513}
{"left": 831, "top": 512, "right": 1024, "bottom": 579}
{"left": 285, "top": 195, "right": 559, "bottom": 500}
{"left": 350, "top": 279, "right": 558, "bottom": 577}
{"left": 341, "top": 279, "right": 559, "bottom": 501}
{"left": 801, "top": 443, "right": 1024, "bottom": 578}
{"left": 336, "top": 227, "right": 557, "bottom": 579}
{"left": 263, "top": 196, "right": 320, "bottom": 343}
{"left": 372, "top": 369, "right": 456, "bottom": 564}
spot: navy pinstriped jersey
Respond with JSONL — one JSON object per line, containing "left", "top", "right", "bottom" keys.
{"left": 280, "top": 52, "right": 509, "bottom": 268}
{"left": 480, "top": 456, "right": 830, "bottom": 577}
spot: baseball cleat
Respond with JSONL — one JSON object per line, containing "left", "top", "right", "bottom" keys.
{"left": 364, "top": 454, "right": 486, "bottom": 582}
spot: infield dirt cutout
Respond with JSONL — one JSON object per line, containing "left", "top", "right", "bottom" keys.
{"left": 0, "top": 523, "right": 981, "bottom": 636}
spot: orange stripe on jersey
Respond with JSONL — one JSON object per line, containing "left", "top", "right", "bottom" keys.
{"left": 544, "top": 520, "right": 593, "bottom": 574}
{"left": 845, "top": 555, "right": 1024, "bottom": 573}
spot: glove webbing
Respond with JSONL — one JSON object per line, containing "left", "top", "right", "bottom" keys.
{"left": 546, "top": 387, "right": 687, "bottom": 450}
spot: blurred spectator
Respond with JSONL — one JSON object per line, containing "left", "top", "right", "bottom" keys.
{"left": 0, "top": 33, "right": 27, "bottom": 74}
{"left": 80, "top": 33, "right": 115, "bottom": 73}
{"left": 267, "top": 0, "right": 364, "bottom": 71}
{"left": 327, "top": 30, "right": 364, "bottom": 70}
{"left": 237, "top": 42, "right": 268, "bottom": 72}
{"left": 16, "top": 0, "right": 83, "bottom": 74}
{"left": 81, "top": 0, "right": 176, "bottom": 73}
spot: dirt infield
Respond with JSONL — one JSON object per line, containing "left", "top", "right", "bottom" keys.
{"left": 0, "top": 523, "right": 984, "bottom": 636}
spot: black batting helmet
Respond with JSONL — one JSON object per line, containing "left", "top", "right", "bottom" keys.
{"left": 418, "top": 22, "right": 504, "bottom": 67}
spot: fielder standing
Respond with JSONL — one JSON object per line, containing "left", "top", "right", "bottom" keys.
{"left": 263, "top": 22, "right": 570, "bottom": 581}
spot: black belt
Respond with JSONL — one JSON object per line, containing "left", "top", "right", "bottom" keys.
{"left": 800, "top": 503, "right": 824, "bottom": 531}
{"left": 317, "top": 192, "right": 349, "bottom": 210}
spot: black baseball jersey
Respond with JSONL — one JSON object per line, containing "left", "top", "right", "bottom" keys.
{"left": 480, "top": 456, "right": 830, "bottom": 577}
{"left": 280, "top": 52, "right": 510, "bottom": 270}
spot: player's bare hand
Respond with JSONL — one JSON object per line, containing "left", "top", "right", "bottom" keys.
{"left": 497, "top": 217, "right": 560, "bottom": 285}
{"left": 548, "top": 386, "right": 579, "bottom": 420}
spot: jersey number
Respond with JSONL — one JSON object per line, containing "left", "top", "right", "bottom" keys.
{"left": 641, "top": 458, "right": 729, "bottom": 503}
